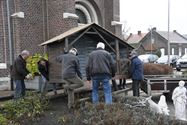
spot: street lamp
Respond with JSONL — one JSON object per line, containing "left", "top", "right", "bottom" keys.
{"left": 167, "top": 0, "right": 170, "bottom": 65}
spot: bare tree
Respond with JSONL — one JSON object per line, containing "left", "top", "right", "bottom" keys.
{"left": 121, "top": 20, "right": 131, "bottom": 40}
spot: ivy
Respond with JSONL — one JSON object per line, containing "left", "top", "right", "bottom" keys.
{"left": 26, "top": 53, "right": 48, "bottom": 77}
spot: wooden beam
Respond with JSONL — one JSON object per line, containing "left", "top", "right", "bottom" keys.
{"left": 86, "top": 32, "right": 98, "bottom": 34}
{"left": 69, "top": 27, "right": 91, "bottom": 47}
{"left": 112, "top": 88, "right": 131, "bottom": 95}
{"left": 92, "top": 27, "right": 116, "bottom": 53}
{"left": 115, "top": 39, "right": 120, "bottom": 74}
{"left": 64, "top": 37, "right": 69, "bottom": 52}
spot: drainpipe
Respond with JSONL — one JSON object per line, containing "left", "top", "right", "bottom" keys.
{"left": 6, "top": 0, "right": 14, "bottom": 90}
{"left": 167, "top": 0, "right": 170, "bottom": 65}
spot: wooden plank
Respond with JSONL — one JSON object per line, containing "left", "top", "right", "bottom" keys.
{"left": 69, "top": 27, "right": 91, "bottom": 47}
{"left": 112, "top": 88, "right": 131, "bottom": 95}
{"left": 91, "top": 27, "right": 116, "bottom": 53}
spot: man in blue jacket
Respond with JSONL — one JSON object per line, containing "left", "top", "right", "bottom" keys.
{"left": 129, "top": 50, "right": 144, "bottom": 96}
{"left": 86, "top": 42, "right": 116, "bottom": 104}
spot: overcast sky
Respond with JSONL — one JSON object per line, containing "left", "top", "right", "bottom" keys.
{"left": 120, "top": 0, "right": 187, "bottom": 35}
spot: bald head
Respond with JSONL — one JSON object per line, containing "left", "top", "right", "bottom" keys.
{"left": 21, "top": 50, "right": 30, "bottom": 60}
{"left": 97, "top": 42, "right": 105, "bottom": 49}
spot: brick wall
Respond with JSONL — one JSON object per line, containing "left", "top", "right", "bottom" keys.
{"left": 0, "top": 0, "right": 121, "bottom": 77}
{"left": 0, "top": 0, "right": 5, "bottom": 63}
{"left": 0, "top": 0, "right": 14, "bottom": 76}
{"left": 93, "top": 0, "right": 121, "bottom": 37}
{"left": 13, "top": 0, "right": 45, "bottom": 55}
{"left": 47, "top": 0, "right": 77, "bottom": 39}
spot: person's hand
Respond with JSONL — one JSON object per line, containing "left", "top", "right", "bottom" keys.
{"left": 87, "top": 80, "right": 91, "bottom": 84}
{"left": 26, "top": 73, "right": 33, "bottom": 80}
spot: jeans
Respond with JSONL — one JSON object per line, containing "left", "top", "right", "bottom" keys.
{"left": 14, "top": 80, "right": 25, "bottom": 98}
{"left": 39, "top": 75, "right": 47, "bottom": 94}
{"left": 92, "top": 75, "right": 112, "bottom": 104}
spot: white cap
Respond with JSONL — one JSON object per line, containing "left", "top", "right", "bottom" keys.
{"left": 69, "top": 48, "right": 77, "bottom": 55}
{"left": 96, "top": 42, "right": 105, "bottom": 49}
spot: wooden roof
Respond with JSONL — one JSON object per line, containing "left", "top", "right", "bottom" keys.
{"left": 39, "top": 23, "right": 133, "bottom": 49}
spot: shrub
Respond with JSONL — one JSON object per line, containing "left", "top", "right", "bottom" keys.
{"left": 58, "top": 96, "right": 187, "bottom": 125}
{"left": 0, "top": 114, "right": 8, "bottom": 125}
{"left": 144, "top": 63, "right": 173, "bottom": 75}
{"left": 26, "top": 53, "right": 48, "bottom": 77}
{"left": 1, "top": 92, "right": 49, "bottom": 124}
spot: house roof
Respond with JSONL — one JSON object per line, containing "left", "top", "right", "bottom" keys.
{"left": 125, "top": 32, "right": 147, "bottom": 44}
{"left": 39, "top": 23, "right": 133, "bottom": 49}
{"left": 142, "top": 43, "right": 157, "bottom": 51}
{"left": 183, "top": 34, "right": 187, "bottom": 39}
{"left": 157, "top": 31, "right": 187, "bottom": 43}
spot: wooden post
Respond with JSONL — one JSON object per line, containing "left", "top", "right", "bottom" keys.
{"left": 115, "top": 39, "right": 120, "bottom": 74}
{"left": 65, "top": 37, "right": 69, "bottom": 53}
{"left": 164, "top": 79, "right": 167, "bottom": 92}
{"left": 147, "top": 79, "right": 152, "bottom": 96}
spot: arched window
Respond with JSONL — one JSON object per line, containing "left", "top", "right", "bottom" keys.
{"left": 75, "top": 0, "right": 100, "bottom": 25}
{"left": 76, "top": 9, "right": 88, "bottom": 24}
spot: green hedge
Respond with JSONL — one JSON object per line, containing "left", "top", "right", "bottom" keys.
{"left": 58, "top": 96, "right": 187, "bottom": 125}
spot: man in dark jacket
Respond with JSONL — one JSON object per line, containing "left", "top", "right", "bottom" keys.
{"left": 129, "top": 50, "right": 144, "bottom": 96}
{"left": 86, "top": 42, "right": 116, "bottom": 104}
{"left": 11, "top": 50, "right": 31, "bottom": 98}
{"left": 56, "top": 48, "right": 84, "bottom": 108}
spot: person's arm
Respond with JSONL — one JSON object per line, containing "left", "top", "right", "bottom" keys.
{"left": 15, "top": 59, "right": 29, "bottom": 77}
{"left": 75, "top": 58, "right": 82, "bottom": 79}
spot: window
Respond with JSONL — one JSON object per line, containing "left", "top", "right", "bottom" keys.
{"left": 76, "top": 9, "right": 88, "bottom": 24}
{"left": 172, "top": 48, "right": 174, "bottom": 55}
{"left": 179, "top": 47, "right": 182, "bottom": 56}
{"left": 160, "top": 48, "right": 165, "bottom": 56}
{"left": 185, "top": 48, "right": 187, "bottom": 55}
{"left": 75, "top": 0, "right": 99, "bottom": 24}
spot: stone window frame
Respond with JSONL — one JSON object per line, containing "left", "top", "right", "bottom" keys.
{"left": 75, "top": 0, "right": 99, "bottom": 25}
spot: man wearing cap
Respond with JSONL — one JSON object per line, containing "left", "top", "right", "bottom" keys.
{"left": 56, "top": 48, "right": 84, "bottom": 108}
{"left": 129, "top": 50, "right": 144, "bottom": 96}
{"left": 86, "top": 42, "right": 116, "bottom": 104}
{"left": 11, "top": 50, "right": 32, "bottom": 98}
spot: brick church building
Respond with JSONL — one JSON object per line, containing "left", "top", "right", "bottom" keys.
{"left": 0, "top": 0, "right": 122, "bottom": 77}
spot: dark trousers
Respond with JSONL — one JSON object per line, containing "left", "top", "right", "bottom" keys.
{"left": 14, "top": 80, "right": 25, "bottom": 98}
{"left": 132, "top": 80, "right": 141, "bottom": 97}
{"left": 63, "top": 76, "right": 84, "bottom": 108}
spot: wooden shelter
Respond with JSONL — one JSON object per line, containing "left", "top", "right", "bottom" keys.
{"left": 40, "top": 23, "right": 133, "bottom": 83}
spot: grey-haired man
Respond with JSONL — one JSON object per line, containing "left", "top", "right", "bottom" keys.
{"left": 11, "top": 50, "right": 32, "bottom": 98}
{"left": 86, "top": 42, "right": 116, "bottom": 104}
